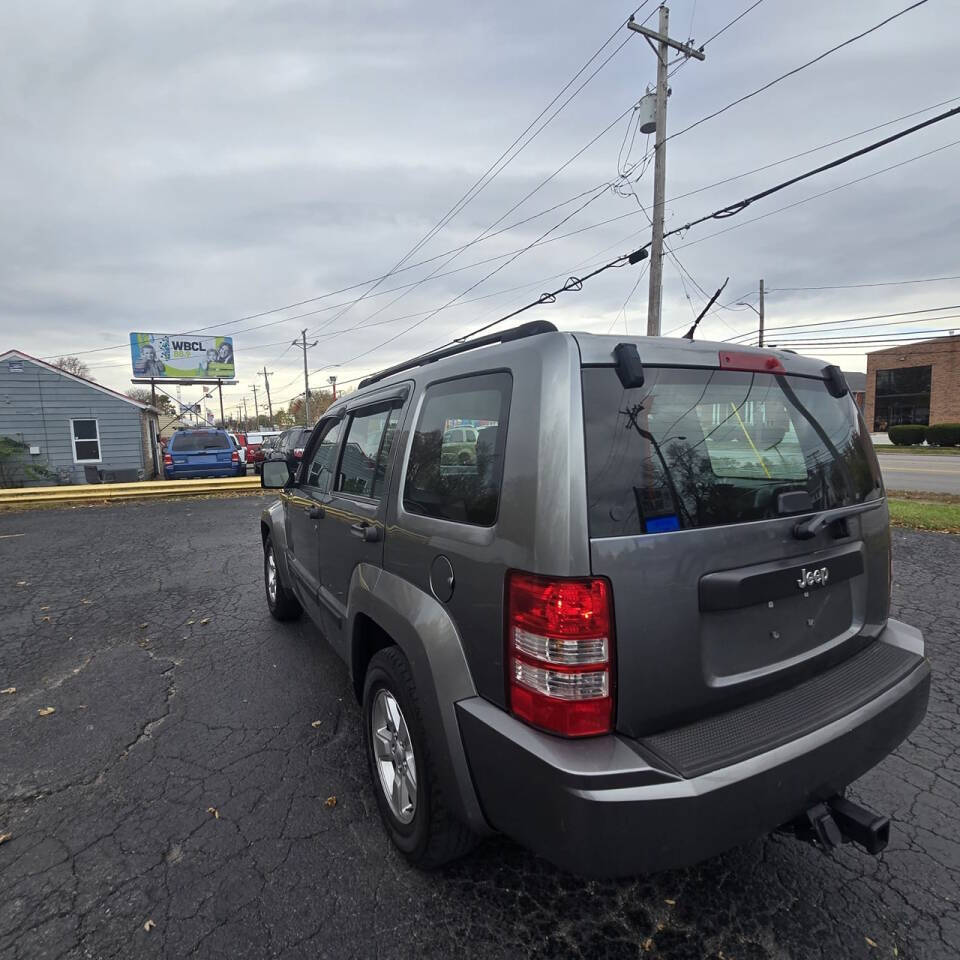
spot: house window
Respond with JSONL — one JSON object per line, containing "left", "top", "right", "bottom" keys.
{"left": 70, "top": 419, "right": 102, "bottom": 463}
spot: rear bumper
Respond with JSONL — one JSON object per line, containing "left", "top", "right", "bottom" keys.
{"left": 456, "top": 620, "right": 930, "bottom": 877}
{"left": 165, "top": 464, "right": 241, "bottom": 479}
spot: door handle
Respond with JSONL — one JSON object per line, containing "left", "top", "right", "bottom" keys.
{"left": 307, "top": 505, "right": 325, "bottom": 520}
{"left": 350, "top": 522, "right": 380, "bottom": 542}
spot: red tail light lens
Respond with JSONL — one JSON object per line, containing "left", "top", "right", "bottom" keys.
{"left": 163, "top": 453, "right": 172, "bottom": 466}
{"left": 294, "top": 448, "right": 304, "bottom": 458}
{"left": 718, "top": 350, "right": 784, "bottom": 373}
{"left": 231, "top": 450, "right": 239, "bottom": 462}
{"left": 507, "top": 571, "right": 614, "bottom": 737}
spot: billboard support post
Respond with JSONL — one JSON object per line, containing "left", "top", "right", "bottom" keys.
{"left": 217, "top": 379, "right": 225, "bottom": 428}
{"left": 150, "top": 378, "right": 156, "bottom": 411}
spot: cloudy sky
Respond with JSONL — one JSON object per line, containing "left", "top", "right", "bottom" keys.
{"left": 1, "top": 0, "right": 958, "bottom": 414}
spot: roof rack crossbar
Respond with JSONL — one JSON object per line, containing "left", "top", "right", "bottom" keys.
{"left": 357, "top": 320, "right": 558, "bottom": 389}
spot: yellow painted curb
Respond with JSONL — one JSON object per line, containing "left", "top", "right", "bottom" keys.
{"left": 0, "top": 476, "right": 263, "bottom": 507}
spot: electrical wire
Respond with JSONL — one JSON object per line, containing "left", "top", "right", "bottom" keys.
{"left": 667, "top": 1, "right": 931, "bottom": 145}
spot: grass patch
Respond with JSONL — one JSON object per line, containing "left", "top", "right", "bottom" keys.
{"left": 873, "top": 444, "right": 960, "bottom": 456}
{"left": 888, "top": 496, "right": 960, "bottom": 534}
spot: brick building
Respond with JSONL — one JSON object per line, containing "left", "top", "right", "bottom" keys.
{"left": 864, "top": 335, "right": 960, "bottom": 432}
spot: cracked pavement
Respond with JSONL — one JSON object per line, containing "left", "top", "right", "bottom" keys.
{"left": 0, "top": 497, "right": 958, "bottom": 959}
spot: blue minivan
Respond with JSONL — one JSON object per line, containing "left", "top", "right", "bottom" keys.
{"left": 163, "top": 429, "right": 243, "bottom": 479}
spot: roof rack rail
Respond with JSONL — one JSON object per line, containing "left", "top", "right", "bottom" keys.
{"left": 357, "top": 320, "right": 558, "bottom": 389}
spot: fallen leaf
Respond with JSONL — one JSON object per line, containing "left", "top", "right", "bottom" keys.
{"left": 39, "top": 616, "right": 51, "bottom": 623}
{"left": 311, "top": 720, "right": 323, "bottom": 728}
{"left": 1, "top": 687, "right": 15, "bottom": 695}
{"left": 143, "top": 919, "right": 155, "bottom": 932}
{"left": 664, "top": 898, "right": 676, "bottom": 906}
{"left": 199, "top": 618, "right": 210, "bottom": 625}
{"left": 865, "top": 937, "right": 878, "bottom": 949}
{"left": 207, "top": 806, "right": 220, "bottom": 819}
{"left": 139, "top": 622, "right": 148, "bottom": 628}
{"left": 80, "top": 599, "right": 91, "bottom": 605}
{"left": 16, "top": 580, "right": 28, "bottom": 586}
{"left": 641, "top": 938, "right": 653, "bottom": 952}
{"left": 0, "top": 833, "right": 11, "bottom": 845}
{"left": 894, "top": 947, "right": 899, "bottom": 957}
{"left": 37, "top": 706, "right": 56, "bottom": 717}
{"left": 325, "top": 796, "right": 337, "bottom": 808}
{"left": 39, "top": 606, "right": 50, "bottom": 611}
{"left": 655, "top": 922, "right": 665, "bottom": 933}
{"left": 186, "top": 620, "right": 195, "bottom": 626}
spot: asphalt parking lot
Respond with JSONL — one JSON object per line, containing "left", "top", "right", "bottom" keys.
{"left": 1, "top": 497, "right": 958, "bottom": 960}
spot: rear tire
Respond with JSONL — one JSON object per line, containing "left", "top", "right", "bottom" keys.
{"left": 264, "top": 534, "right": 301, "bottom": 621}
{"left": 362, "top": 647, "right": 477, "bottom": 869}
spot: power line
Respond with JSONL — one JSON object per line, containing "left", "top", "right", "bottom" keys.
{"left": 667, "top": 0, "right": 931, "bottom": 144}
{"left": 765, "top": 274, "right": 960, "bottom": 293}
{"left": 725, "top": 304, "right": 960, "bottom": 341}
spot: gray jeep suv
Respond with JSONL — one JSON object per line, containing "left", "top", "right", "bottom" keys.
{"left": 259, "top": 321, "right": 930, "bottom": 876}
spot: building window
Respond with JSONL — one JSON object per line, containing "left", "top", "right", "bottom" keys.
{"left": 873, "top": 365, "right": 931, "bottom": 431}
{"left": 70, "top": 419, "right": 102, "bottom": 463}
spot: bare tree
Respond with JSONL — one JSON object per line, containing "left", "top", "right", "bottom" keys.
{"left": 53, "top": 356, "right": 94, "bottom": 380}
{"left": 126, "top": 388, "right": 174, "bottom": 415}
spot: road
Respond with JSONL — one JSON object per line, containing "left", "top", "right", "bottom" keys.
{"left": 877, "top": 453, "right": 960, "bottom": 494}
{"left": 1, "top": 497, "right": 959, "bottom": 960}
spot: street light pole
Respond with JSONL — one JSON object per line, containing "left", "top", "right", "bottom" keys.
{"left": 758, "top": 278, "right": 765, "bottom": 347}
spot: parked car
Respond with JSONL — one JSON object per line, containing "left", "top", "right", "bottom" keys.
{"left": 247, "top": 431, "right": 282, "bottom": 473}
{"left": 228, "top": 432, "right": 247, "bottom": 472}
{"left": 164, "top": 428, "right": 244, "bottom": 479}
{"left": 258, "top": 321, "right": 929, "bottom": 876}
{"left": 265, "top": 427, "right": 312, "bottom": 471}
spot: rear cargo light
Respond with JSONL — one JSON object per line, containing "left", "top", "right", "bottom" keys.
{"left": 506, "top": 571, "right": 614, "bottom": 737}
{"left": 163, "top": 453, "right": 172, "bottom": 466}
{"left": 718, "top": 350, "right": 785, "bottom": 373}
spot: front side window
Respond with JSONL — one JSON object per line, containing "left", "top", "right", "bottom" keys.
{"left": 304, "top": 420, "right": 343, "bottom": 493}
{"left": 336, "top": 405, "right": 401, "bottom": 499}
{"left": 71, "top": 419, "right": 101, "bottom": 463}
{"left": 403, "top": 372, "right": 511, "bottom": 526}
{"left": 583, "top": 366, "right": 882, "bottom": 538}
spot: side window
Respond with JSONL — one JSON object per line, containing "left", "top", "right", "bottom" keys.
{"left": 336, "top": 405, "right": 399, "bottom": 499}
{"left": 304, "top": 420, "right": 343, "bottom": 493}
{"left": 403, "top": 372, "right": 511, "bottom": 527}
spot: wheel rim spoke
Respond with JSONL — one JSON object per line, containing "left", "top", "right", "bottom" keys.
{"left": 370, "top": 688, "right": 417, "bottom": 824}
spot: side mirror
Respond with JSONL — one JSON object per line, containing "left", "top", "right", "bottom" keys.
{"left": 262, "top": 459, "right": 292, "bottom": 489}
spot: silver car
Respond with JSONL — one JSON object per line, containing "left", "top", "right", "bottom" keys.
{"left": 259, "top": 321, "right": 929, "bottom": 875}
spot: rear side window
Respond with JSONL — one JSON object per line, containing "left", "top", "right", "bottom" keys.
{"left": 403, "top": 372, "right": 511, "bottom": 526}
{"left": 582, "top": 366, "right": 882, "bottom": 538}
{"left": 171, "top": 432, "right": 230, "bottom": 451}
{"left": 336, "top": 405, "right": 401, "bottom": 499}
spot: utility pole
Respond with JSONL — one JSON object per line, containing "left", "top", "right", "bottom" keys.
{"left": 329, "top": 375, "right": 337, "bottom": 402}
{"left": 293, "top": 329, "right": 318, "bottom": 426}
{"left": 758, "top": 278, "right": 765, "bottom": 347}
{"left": 242, "top": 398, "right": 248, "bottom": 431}
{"left": 261, "top": 368, "right": 274, "bottom": 427}
{"left": 252, "top": 384, "right": 260, "bottom": 426}
{"left": 628, "top": 7, "right": 705, "bottom": 335}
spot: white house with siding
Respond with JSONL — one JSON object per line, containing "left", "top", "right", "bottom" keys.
{"left": 0, "top": 350, "right": 160, "bottom": 486}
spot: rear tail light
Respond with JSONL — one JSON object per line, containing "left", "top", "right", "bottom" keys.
{"left": 231, "top": 450, "right": 239, "bottom": 462}
{"left": 506, "top": 571, "right": 614, "bottom": 737}
{"left": 294, "top": 448, "right": 304, "bottom": 458}
{"left": 163, "top": 453, "right": 172, "bottom": 466}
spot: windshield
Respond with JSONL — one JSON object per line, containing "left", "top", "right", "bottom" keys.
{"left": 582, "top": 366, "right": 882, "bottom": 538}
{"left": 171, "top": 432, "right": 230, "bottom": 452}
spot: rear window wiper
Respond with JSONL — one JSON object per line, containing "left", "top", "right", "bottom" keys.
{"left": 793, "top": 500, "right": 883, "bottom": 540}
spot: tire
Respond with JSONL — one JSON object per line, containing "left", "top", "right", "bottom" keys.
{"left": 263, "top": 534, "right": 302, "bottom": 621}
{"left": 362, "top": 647, "right": 477, "bottom": 869}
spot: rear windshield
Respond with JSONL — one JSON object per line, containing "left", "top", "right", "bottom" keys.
{"left": 582, "top": 366, "right": 882, "bottom": 538}
{"left": 171, "top": 432, "right": 230, "bottom": 452}
{"left": 246, "top": 433, "right": 263, "bottom": 444}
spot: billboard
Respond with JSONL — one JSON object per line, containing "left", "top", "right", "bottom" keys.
{"left": 130, "top": 333, "right": 235, "bottom": 380}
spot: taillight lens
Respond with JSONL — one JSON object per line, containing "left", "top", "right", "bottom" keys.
{"left": 718, "top": 350, "right": 784, "bottom": 373}
{"left": 294, "top": 448, "right": 304, "bottom": 458}
{"left": 163, "top": 453, "right": 172, "bottom": 466}
{"left": 231, "top": 450, "right": 239, "bottom": 462}
{"left": 506, "top": 571, "right": 614, "bottom": 737}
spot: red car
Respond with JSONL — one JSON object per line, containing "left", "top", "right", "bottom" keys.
{"left": 246, "top": 431, "right": 282, "bottom": 473}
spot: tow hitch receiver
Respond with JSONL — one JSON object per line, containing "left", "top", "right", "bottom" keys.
{"left": 788, "top": 796, "right": 890, "bottom": 855}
